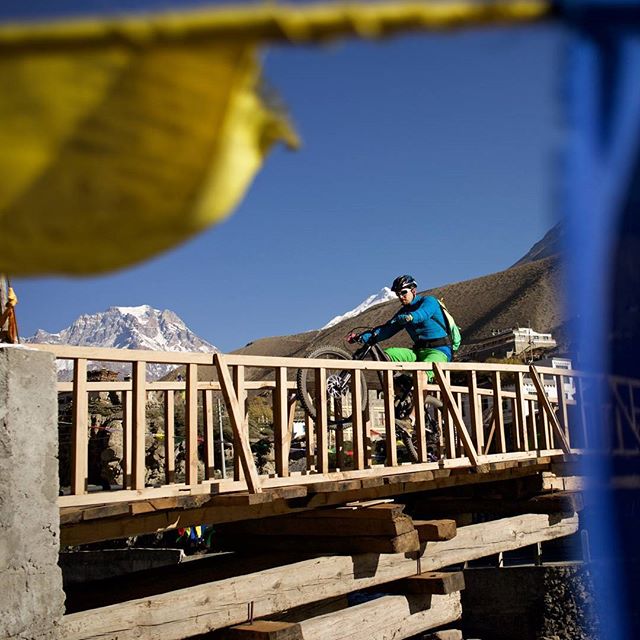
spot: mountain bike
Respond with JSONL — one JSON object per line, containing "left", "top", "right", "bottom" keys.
{"left": 295, "top": 326, "right": 443, "bottom": 463}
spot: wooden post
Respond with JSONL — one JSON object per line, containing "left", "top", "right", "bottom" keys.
{"left": 215, "top": 355, "right": 262, "bottom": 493}
{"left": 492, "top": 371, "right": 506, "bottom": 454}
{"left": 122, "top": 388, "right": 132, "bottom": 489}
{"left": 132, "top": 360, "right": 147, "bottom": 491}
{"left": 71, "top": 358, "right": 88, "bottom": 495}
{"left": 555, "top": 372, "right": 569, "bottom": 444}
{"left": 305, "top": 412, "right": 315, "bottom": 471}
{"left": 203, "top": 389, "right": 215, "bottom": 480}
{"left": 515, "top": 372, "right": 527, "bottom": 451}
{"left": 576, "top": 377, "right": 589, "bottom": 448}
{"left": 315, "top": 368, "right": 329, "bottom": 473}
{"left": 443, "top": 370, "right": 456, "bottom": 460}
{"left": 529, "top": 365, "right": 571, "bottom": 454}
{"left": 350, "top": 368, "right": 365, "bottom": 470}
{"left": 467, "top": 371, "right": 483, "bottom": 453}
{"left": 185, "top": 363, "right": 199, "bottom": 486}
{"left": 335, "top": 401, "right": 344, "bottom": 470}
{"left": 383, "top": 370, "right": 397, "bottom": 467}
{"left": 433, "top": 363, "right": 480, "bottom": 466}
{"left": 273, "top": 367, "right": 290, "bottom": 477}
{"left": 164, "top": 390, "right": 175, "bottom": 484}
{"left": 233, "top": 365, "right": 246, "bottom": 482}
{"left": 413, "top": 371, "right": 428, "bottom": 462}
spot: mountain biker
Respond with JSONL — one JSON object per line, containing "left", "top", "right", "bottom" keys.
{"left": 356, "top": 274, "right": 452, "bottom": 382}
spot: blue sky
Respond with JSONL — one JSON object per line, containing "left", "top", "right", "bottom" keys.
{"left": 6, "top": 3, "right": 566, "bottom": 351}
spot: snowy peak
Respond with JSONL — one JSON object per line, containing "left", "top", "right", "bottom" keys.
{"left": 26, "top": 306, "right": 217, "bottom": 380}
{"left": 322, "top": 287, "right": 397, "bottom": 329}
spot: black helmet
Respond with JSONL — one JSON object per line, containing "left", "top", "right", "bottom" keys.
{"left": 391, "top": 274, "right": 417, "bottom": 293}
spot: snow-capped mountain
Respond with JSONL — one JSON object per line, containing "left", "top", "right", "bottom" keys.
{"left": 26, "top": 305, "right": 217, "bottom": 380}
{"left": 322, "top": 287, "right": 397, "bottom": 329}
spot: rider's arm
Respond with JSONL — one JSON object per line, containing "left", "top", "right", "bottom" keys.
{"left": 407, "top": 296, "right": 436, "bottom": 324}
{"left": 371, "top": 316, "right": 404, "bottom": 342}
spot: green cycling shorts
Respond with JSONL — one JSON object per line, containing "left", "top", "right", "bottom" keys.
{"left": 383, "top": 347, "right": 449, "bottom": 383}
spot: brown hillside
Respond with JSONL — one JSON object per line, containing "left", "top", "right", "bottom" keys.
{"left": 235, "top": 255, "right": 565, "bottom": 360}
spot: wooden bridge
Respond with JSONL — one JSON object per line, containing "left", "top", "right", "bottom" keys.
{"left": 19, "top": 344, "right": 638, "bottom": 640}
{"left": 29, "top": 344, "right": 595, "bottom": 541}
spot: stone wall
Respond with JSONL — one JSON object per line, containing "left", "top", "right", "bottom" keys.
{"left": 0, "top": 346, "right": 64, "bottom": 640}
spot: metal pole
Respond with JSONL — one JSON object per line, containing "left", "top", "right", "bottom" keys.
{"left": 217, "top": 398, "right": 226, "bottom": 479}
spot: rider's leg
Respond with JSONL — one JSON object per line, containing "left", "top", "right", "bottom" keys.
{"left": 383, "top": 347, "right": 417, "bottom": 362}
{"left": 414, "top": 348, "right": 449, "bottom": 383}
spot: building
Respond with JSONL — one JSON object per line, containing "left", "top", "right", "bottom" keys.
{"left": 465, "top": 327, "right": 557, "bottom": 361}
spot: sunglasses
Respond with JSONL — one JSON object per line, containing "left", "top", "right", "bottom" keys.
{"left": 396, "top": 288, "right": 412, "bottom": 297}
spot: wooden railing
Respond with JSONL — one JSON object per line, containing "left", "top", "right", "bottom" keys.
{"left": 30, "top": 345, "right": 587, "bottom": 507}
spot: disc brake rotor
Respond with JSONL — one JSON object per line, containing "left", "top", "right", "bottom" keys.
{"left": 326, "top": 373, "right": 349, "bottom": 399}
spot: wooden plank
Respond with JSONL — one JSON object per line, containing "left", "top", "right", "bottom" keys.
{"left": 297, "top": 593, "right": 461, "bottom": 640}
{"left": 60, "top": 513, "right": 577, "bottom": 640}
{"left": 304, "top": 412, "right": 315, "bottom": 471}
{"left": 413, "top": 520, "right": 457, "bottom": 542}
{"left": 350, "top": 367, "right": 365, "bottom": 470}
{"left": 203, "top": 389, "right": 215, "bottom": 480}
{"left": 233, "top": 365, "right": 246, "bottom": 482}
{"left": 315, "top": 368, "right": 329, "bottom": 473}
{"left": 433, "top": 364, "right": 479, "bottom": 466}
{"left": 515, "top": 372, "right": 528, "bottom": 452}
{"left": 383, "top": 370, "right": 398, "bottom": 467}
{"left": 217, "top": 531, "right": 421, "bottom": 555}
{"left": 185, "top": 363, "right": 199, "bottom": 486}
{"left": 413, "top": 371, "right": 428, "bottom": 462}
{"left": 122, "top": 389, "right": 133, "bottom": 489}
{"left": 215, "top": 354, "right": 262, "bottom": 494}
{"left": 555, "top": 372, "right": 569, "bottom": 444}
{"left": 398, "top": 571, "right": 465, "bottom": 595}
{"left": 223, "top": 621, "right": 302, "bottom": 640}
{"left": 274, "top": 367, "right": 289, "bottom": 478}
{"left": 529, "top": 366, "right": 571, "bottom": 455}
{"left": 132, "top": 360, "right": 147, "bottom": 491}
{"left": 71, "top": 358, "right": 89, "bottom": 496}
{"left": 220, "top": 513, "right": 415, "bottom": 537}
{"left": 423, "top": 630, "right": 463, "bottom": 640}
{"left": 164, "top": 390, "right": 176, "bottom": 484}
{"left": 467, "top": 371, "right": 483, "bottom": 453}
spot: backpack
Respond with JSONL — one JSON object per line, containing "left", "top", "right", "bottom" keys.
{"left": 435, "top": 299, "right": 462, "bottom": 353}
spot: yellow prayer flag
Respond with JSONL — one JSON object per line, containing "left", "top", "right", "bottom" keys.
{"left": 0, "top": 35, "right": 297, "bottom": 276}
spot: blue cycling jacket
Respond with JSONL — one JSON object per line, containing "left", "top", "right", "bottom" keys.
{"left": 372, "top": 295, "right": 452, "bottom": 360}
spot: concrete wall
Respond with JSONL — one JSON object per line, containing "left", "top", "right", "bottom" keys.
{"left": 0, "top": 346, "right": 64, "bottom": 640}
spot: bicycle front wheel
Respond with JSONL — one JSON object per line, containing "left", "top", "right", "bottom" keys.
{"left": 296, "top": 346, "right": 368, "bottom": 425}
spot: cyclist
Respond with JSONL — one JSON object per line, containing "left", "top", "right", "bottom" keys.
{"left": 356, "top": 274, "right": 452, "bottom": 381}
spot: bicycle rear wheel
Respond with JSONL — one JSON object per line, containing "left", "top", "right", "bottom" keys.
{"left": 296, "top": 346, "right": 368, "bottom": 425}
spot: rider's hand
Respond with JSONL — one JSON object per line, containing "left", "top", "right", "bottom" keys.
{"left": 358, "top": 331, "right": 374, "bottom": 344}
{"left": 397, "top": 313, "right": 413, "bottom": 324}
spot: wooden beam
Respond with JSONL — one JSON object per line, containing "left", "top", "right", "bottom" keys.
{"left": 397, "top": 571, "right": 465, "bottom": 595}
{"left": 215, "top": 354, "right": 262, "bottom": 494}
{"left": 433, "top": 363, "right": 480, "bottom": 466}
{"left": 185, "top": 362, "right": 199, "bottom": 486}
{"left": 233, "top": 365, "right": 246, "bottom": 482}
{"left": 71, "top": 358, "right": 88, "bottom": 495}
{"left": 529, "top": 365, "right": 571, "bottom": 455}
{"left": 315, "top": 368, "right": 329, "bottom": 473}
{"left": 350, "top": 368, "right": 365, "bottom": 470}
{"left": 122, "top": 389, "right": 132, "bottom": 489}
{"left": 413, "top": 371, "right": 428, "bottom": 462}
{"left": 492, "top": 371, "right": 506, "bottom": 453}
{"left": 467, "top": 370, "right": 484, "bottom": 452}
{"left": 297, "top": 593, "right": 461, "bottom": 640}
{"left": 383, "top": 370, "right": 398, "bottom": 467}
{"left": 203, "top": 389, "right": 215, "bottom": 480}
{"left": 60, "top": 513, "right": 578, "bottom": 640}
{"left": 132, "top": 360, "right": 147, "bottom": 491}
{"left": 217, "top": 531, "right": 421, "bottom": 555}
{"left": 413, "top": 520, "right": 457, "bottom": 542}
{"left": 274, "top": 367, "right": 290, "bottom": 477}
{"left": 223, "top": 621, "right": 302, "bottom": 640}
{"left": 164, "top": 390, "right": 175, "bottom": 484}
{"left": 218, "top": 512, "right": 416, "bottom": 537}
